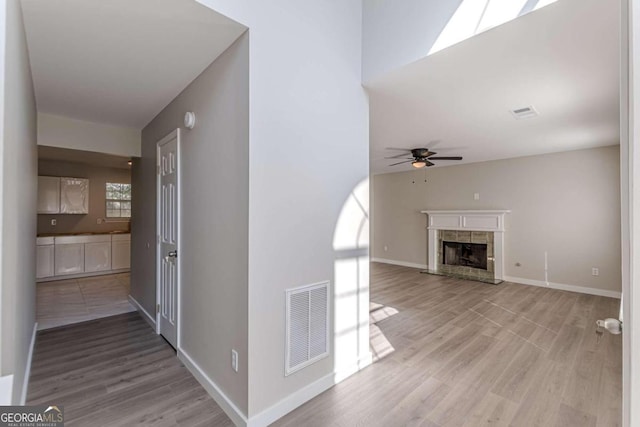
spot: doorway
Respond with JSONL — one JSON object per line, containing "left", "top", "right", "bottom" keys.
{"left": 156, "top": 129, "right": 180, "bottom": 348}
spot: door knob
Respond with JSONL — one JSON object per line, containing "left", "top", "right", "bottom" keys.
{"left": 168, "top": 250, "right": 178, "bottom": 258}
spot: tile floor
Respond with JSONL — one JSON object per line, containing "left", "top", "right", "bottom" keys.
{"left": 36, "top": 273, "right": 134, "bottom": 330}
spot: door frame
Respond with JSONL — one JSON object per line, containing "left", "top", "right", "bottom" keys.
{"left": 155, "top": 128, "right": 182, "bottom": 349}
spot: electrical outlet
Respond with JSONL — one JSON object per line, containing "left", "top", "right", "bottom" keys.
{"left": 384, "top": 245, "right": 388, "bottom": 252}
{"left": 51, "top": 219, "right": 56, "bottom": 226}
{"left": 474, "top": 193, "right": 480, "bottom": 200}
{"left": 592, "top": 267, "right": 600, "bottom": 277}
{"left": 231, "top": 349, "right": 238, "bottom": 372}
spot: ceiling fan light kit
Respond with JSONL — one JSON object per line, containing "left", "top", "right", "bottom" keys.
{"left": 412, "top": 160, "right": 427, "bottom": 169}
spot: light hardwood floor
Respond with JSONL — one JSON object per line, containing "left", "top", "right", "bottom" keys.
{"left": 275, "top": 262, "right": 622, "bottom": 427}
{"left": 27, "top": 312, "right": 234, "bottom": 426}
{"left": 37, "top": 273, "right": 134, "bottom": 330}
{"left": 29, "top": 263, "right": 621, "bottom": 426}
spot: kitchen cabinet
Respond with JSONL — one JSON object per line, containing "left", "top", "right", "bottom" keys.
{"left": 85, "top": 237, "right": 112, "bottom": 272}
{"left": 60, "top": 177, "right": 89, "bottom": 214}
{"left": 37, "top": 176, "right": 61, "bottom": 214}
{"left": 54, "top": 243, "right": 85, "bottom": 276}
{"left": 37, "top": 233, "right": 131, "bottom": 281}
{"left": 36, "top": 237, "right": 55, "bottom": 279}
{"left": 111, "top": 234, "right": 131, "bottom": 270}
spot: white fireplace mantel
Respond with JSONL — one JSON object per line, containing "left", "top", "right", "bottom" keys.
{"left": 421, "top": 210, "right": 510, "bottom": 280}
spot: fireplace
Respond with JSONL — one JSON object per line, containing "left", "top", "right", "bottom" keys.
{"left": 443, "top": 241, "right": 488, "bottom": 270}
{"left": 421, "top": 210, "right": 510, "bottom": 284}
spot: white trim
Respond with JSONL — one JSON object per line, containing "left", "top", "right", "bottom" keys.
{"left": 20, "top": 323, "right": 37, "bottom": 405}
{"left": 504, "top": 276, "right": 621, "bottom": 299}
{"left": 179, "top": 347, "right": 372, "bottom": 427}
{"left": 371, "top": 257, "right": 428, "bottom": 270}
{"left": 128, "top": 295, "right": 157, "bottom": 328}
{"left": 178, "top": 349, "right": 248, "bottom": 427}
{"left": 0, "top": 376, "right": 13, "bottom": 405}
{"left": 626, "top": 1, "right": 639, "bottom": 425}
{"left": 247, "top": 354, "right": 373, "bottom": 427}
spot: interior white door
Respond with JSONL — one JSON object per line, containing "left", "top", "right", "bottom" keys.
{"left": 157, "top": 130, "right": 179, "bottom": 348}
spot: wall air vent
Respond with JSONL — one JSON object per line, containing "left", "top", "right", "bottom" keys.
{"left": 510, "top": 105, "right": 539, "bottom": 120}
{"left": 285, "top": 281, "right": 330, "bottom": 376}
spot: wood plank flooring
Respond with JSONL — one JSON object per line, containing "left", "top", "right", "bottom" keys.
{"left": 275, "top": 262, "right": 622, "bottom": 427}
{"left": 27, "top": 312, "right": 233, "bottom": 427}
{"left": 28, "top": 263, "right": 621, "bottom": 426}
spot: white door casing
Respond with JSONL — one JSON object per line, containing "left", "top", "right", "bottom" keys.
{"left": 156, "top": 129, "right": 180, "bottom": 348}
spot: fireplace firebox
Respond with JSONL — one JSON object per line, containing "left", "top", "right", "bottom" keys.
{"left": 442, "top": 241, "right": 488, "bottom": 270}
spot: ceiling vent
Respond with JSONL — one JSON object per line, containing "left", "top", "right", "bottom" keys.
{"left": 510, "top": 106, "right": 539, "bottom": 120}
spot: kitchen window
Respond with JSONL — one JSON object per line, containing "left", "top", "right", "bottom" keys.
{"left": 106, "top": 183, "right": 132, "bottom": 218}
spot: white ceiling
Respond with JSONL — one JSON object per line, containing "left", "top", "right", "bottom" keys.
{"left": 38, "top": 146, "right": 132, "bottom": 170}
{"left": 368, "top": 0, "right": 620, "bottom": 174}
{"left": 21, "top": 0, "right": 246, "bottom": 129}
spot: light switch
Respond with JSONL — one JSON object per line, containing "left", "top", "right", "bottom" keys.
{"left": 51, "top": 219, "right": 56, "bottom": 226}
{"left": 474, "top": 193, "right": 480, "bottom": 200}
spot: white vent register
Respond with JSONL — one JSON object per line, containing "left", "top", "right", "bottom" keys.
{"left": 285, "top": 281, "right": 330, "bottom": 376}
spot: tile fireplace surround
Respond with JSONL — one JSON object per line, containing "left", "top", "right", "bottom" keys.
{"left": 421, "top": 210, "right": 510, "bottom": 284}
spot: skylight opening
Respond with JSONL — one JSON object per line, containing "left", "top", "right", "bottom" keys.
{"left": 429, "top": 0, "right": 559, "bottom": 55}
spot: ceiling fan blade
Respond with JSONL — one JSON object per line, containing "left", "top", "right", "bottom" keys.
{"left": 385, "top": 155, "right": 413, "bottom": 159}
{"left": 428, "top": 156, "right": 463, "bottom": 161}
{"left": 425, "top": 160, "right": 435, "bottom": 167}
{"left": 385, "top": 147, "right": 414, "bottom": 152}
{"left": 388, "top": 160, "right": 414, "bottom": 166}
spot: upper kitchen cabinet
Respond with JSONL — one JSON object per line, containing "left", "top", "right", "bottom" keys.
{"left": 60, "top": 177, "right": 89, "bottom": 214}
{"left": 37, "top": 176, "right": 61, "bottom": 214}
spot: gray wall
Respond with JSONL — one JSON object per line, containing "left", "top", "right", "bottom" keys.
{"left": 131, "top": 33, "right": 249, "bottom": 413}
{"left": 0, "top": 0, "right": 37, "bottom": 403}
{"left": 372, "top": 146, "right": 622, "bottom": 293}
{"left": 37, "top": 160, "right": 131, "bottom": 235}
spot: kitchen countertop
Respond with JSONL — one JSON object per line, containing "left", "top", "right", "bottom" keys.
{"left": 37, "top": 231, "right": 130, "bottom": 237}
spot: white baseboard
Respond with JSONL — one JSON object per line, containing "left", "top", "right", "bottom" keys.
{"left": 20, "top": 322, "right": 38, "bottom": 405}
{"left": 128, "top": 295, "right": 157, "bottom": 328}
{"left": 178, "top": 349, "right": 248, "bottom": 427}
{"left": 504, "top": 276, "right": 621, "bottom": 299}
{"left": 247, "top": 353, "right": 373, "bottom": 427}
{"left": 178, "top": 347, "right": 373, "bottom": 427}
{"left": 371, "top": 257, "right": 428, "bottom": 270}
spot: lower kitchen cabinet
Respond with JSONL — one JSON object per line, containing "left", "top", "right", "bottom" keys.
{"left": 54, "top": 243, "right": 85, "bottom": 276}
{"left": 85, "top": 239, "right": 112, "bottom": 272}
{"left": 36, "top": 244, "right": 54, "bottom": 279}
{"left": 111, "top": 234, "right": 131, "bottom": 270}
{"left": 37, "top": 233, "right": 131, "bottom": 281}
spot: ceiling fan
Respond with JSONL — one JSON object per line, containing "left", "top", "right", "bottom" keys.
{"left": 386, "top": 147, "right": 463, "bottom": 169}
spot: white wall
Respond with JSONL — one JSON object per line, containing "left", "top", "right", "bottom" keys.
{"left": 362, "top": 0, "right": 556, "bottom": 82}
{"left": 132, "top": 32, "right": 250, "bottom": 415}
{"left": 372, "top": 146, "right": 621, "bottom": 296}
{"left": 192, "top": 1, "right": 369, "bottom": 419}
{"left": 0, "top": 0, "right": 38, "bottom": 404}
{"left": 38, "top": 113, "right": 141, "bottom": 157}
{"left": 362, "top": 0, "right": 463, "bottom": 82}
